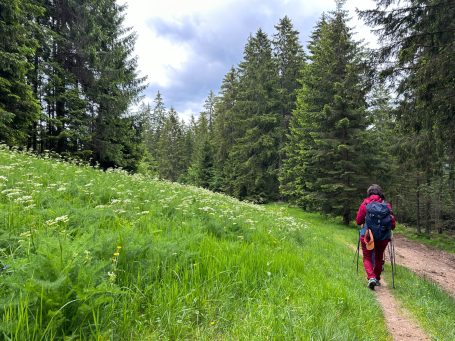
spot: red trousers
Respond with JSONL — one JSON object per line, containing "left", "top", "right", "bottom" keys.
{"left": 360, "top": 236, "right": 389, "bottom": 280}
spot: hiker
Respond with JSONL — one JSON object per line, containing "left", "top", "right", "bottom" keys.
{"left": 356, "top": 184, "right": 395, "bottom": 289}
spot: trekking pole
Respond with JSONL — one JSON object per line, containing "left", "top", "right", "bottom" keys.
{"left": 391, "top": 236, "right": 396, "bottom": 288}
{"left": 355, "top": 228, "right": 360, "bottom": 274}
{"left": 388, "top": 233, "right": 396, "bottom": 289}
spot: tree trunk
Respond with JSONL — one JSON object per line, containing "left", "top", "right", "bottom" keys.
{"left": 436, "top": 178, "right": 443, "bottom": 234}
{"left": 425, "top": 198, "right": 431, "bottom": 235}
{"left": 343, "top": 208, "right": 350, "bottom": 225}
{"left": 31, "top": 52, "right": 39, "bottom": 151}
{"left": 416, "top": 174, "right": 421, "bottom": 234}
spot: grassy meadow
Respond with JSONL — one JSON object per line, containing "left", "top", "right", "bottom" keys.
{"left": 0, "top": 146, "right": 454, "bottom": 340}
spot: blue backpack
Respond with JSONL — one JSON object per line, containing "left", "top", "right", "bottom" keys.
{"left": 365, "top": 201, "right": 392, "bottom": 241}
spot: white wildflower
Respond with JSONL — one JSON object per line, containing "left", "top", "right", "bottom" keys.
{"left": 19, "top": 231, "right": 32, "bottom": 238}
{"left": 107, "top": 271, "right": 117, "bottom": 283}
{"left": 14, "top": 195, "right": 33, "bottom": 204}
{"left": 199, "top": 206, "right": 215, "bottom": 212}
{"left": 46, "top": 215, "right": 69, "bottom": 226}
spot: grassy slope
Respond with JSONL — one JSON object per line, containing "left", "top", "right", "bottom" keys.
{"left": 0, "top": 147, "right": 453, "bottom": 340}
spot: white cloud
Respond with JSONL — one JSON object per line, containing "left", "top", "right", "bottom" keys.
{"left": 120, "top": 0, "right": 379, "bottom": 117}
{"left": 121, "top": 0, "right": 192, "bottom": 87}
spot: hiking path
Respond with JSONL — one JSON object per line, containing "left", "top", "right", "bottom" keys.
{"left": 353, "top": 233, "right": 454, "bottom": 340}
{"left": 391, "top": 234, "right": 455, "bottom": 297}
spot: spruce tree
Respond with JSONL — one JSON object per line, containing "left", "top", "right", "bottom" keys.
{"left": 187, "top": 113, "right": 213, "bottom": 188}
{"left": 0, "top": 0, "right": 42, "bottom": 146}
{"left": 201, "top": 90, "right": 216, "bottom": 134}
{"left": 181, "top": 117, "right": 195, "bottom": 179}
{"left": 272, "top": 16, "right": 305, "bottom": 172}
{"left": 226, "top": 29, "right": 281, "bottom": 202}
{"left": 212, "top": 68, "right": 239, "bottom": 192}
{"left": 87, "top": 1, "right": 146, "bottom": 169}
{"left": 144, "top": 91, "right": 166, "bottom": 160}
{"left": 282, "top": 5, "right": 372, "bottom": 224}
{"left": 23, "top": 0, "right": 145, "bottom": 168}
{"left": 280, "top": 15, "right": 329, "bottom": 206}
{"left": 360, "top": 0, "right": 455, "bottom": 232}
{"left": 157, "top": 108, "right": 186, "bottom": 181}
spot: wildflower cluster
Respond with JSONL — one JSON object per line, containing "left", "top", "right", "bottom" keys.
{"left": 45, "top": 215, "right": 69, "bottom": 226}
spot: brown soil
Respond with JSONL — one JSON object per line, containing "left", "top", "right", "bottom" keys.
{"left": 374, "top": 279, "right": 430, "bottom": 341}
{"left": 391, "top": 234, "right": 455, "bottom": 297}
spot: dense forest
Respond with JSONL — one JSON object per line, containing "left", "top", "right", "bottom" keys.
{"left": 1, "top": 0, "right": 454, "bottom": 232}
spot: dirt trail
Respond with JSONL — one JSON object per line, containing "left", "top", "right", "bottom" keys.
{"left": 374, "top": 279, "right": 430, "bottom": 341}
{"left": 350, "top": 234, "right": 455, "bottom": 341}
{"left": 349, "top": 242, "right": 430, "bottom": 340}
{"left": 391, "top": 234, "right": 455, "bottom": 297}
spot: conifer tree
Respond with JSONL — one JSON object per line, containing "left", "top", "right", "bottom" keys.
{"left": 280, "top": 15, "right": 329, "bottom": 206}
{"left": 273, "top": 16, "right": 305, "bottom": 123}
{"left": 21, "top": 0, "right": 145, "bottom": 168}
{"left": 0, "top": 0, "right": 42, "bottom": 146}
{"left": 212, "top": 68, "right": 239, "bottom": 192}
{"left": 226, "top": 29, "right": 281, "bottom": 202}
{"left": 88, "top": 1, "right": 146, "bottom": 169}
{"left": 201, "top": 90, "right": 216, "bottom": 134}
{"left": 360, "top": 0, "right": 455, "bottom": 232}
{"left": 144, "top": 91, "right": 166, "bottom": 159}
{"left": 32, "top": 0, "right": 92, "bottom": 154}
{"left": 282, "top": 4, "right": 372, "bottom": 223}
{"left": 272, "top": 16, "right": 305, "bottom": 172}
{"left": 180, "top": 117, "right": 195, "bottom": 178}
{"left": 157, "top": 108, "right": 186, "bottom": 181}
{"left": 187, "top": 113, "right": 213, "bottom": 188}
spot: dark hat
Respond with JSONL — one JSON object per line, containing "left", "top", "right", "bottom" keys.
{"left": 367, "top": 184, "right": 384, "bottom": 198}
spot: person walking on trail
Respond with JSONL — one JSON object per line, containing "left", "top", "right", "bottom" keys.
{"left": 356, "top": 184, "right": 396, "bottom": 290}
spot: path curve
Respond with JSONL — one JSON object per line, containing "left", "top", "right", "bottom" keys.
{"left": 391, "top": 234, "right": 455, "bottom": 297}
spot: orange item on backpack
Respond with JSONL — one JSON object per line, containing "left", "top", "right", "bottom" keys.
{"left": 365, "top": 229, "right": 374, "bottom": 250}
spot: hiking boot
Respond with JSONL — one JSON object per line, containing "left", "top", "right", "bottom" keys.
{"left": 376, "top": 279, "right": 381, "bottom": 286}
{"left": 368, "top": 278, "right": 377, "bottom": 290}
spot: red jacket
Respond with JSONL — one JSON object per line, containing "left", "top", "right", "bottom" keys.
{"left": 355, "top": 194, "right": 396, "bottom": 228}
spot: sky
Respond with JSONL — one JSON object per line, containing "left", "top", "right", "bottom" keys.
{"left": 121, "top": 0, "right": 378, "bottom": 121}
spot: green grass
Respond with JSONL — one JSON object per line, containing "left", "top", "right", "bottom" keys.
{"left": 394, "top": 224, "right": 455, "bottom": 254}
{"left": 0, "top": 146, "right": 453, "bottom": 340}
{"left": 383, "top": 266, "right": 455, "bottom": 341}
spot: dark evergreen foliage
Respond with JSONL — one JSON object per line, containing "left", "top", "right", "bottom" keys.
{"left": 0, "top": 0, "right": 42, "bottom": 145}
{"left": 211, "top": 68, "right": 239, "bottom": 192}
{"left": 187, "top": 112, "right": 214, "bottom": 188}
{"left": 157, "top": 108, "right": 186, "bottom": 181}
{"left": 1, "top": 0, "right": 145, "bottom": 169}
{"left": 281, "top": 7, "right": 374, "bottom": 224}
{"left": 360, "top": 0, "right": 455, "bottom": 232}
{"left": 225, "top": 29, "right": 281, "bottom": 202}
